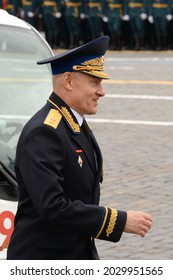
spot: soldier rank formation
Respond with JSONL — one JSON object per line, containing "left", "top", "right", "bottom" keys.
{"left": 1, "top": 1, "right": 173, "bottom": 50}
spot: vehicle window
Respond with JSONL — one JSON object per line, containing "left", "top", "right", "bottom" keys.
{"left": 0, "top": 25, "right": 53, "bottom": 115}
{"left": 0, "top": 160, "right": 18, "bottom": 201}
{"left": 0, "top": 180, "right": 18, "bottom": 201}
{"left": 0, "top": 24, "right": 53, "bottom": 176}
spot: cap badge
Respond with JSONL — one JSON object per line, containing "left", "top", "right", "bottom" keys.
{"left": 72, "top": 56, "right": 109, "bottom": 79}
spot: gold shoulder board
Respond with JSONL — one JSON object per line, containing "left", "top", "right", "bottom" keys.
{"left": 44, "top": 109, "right": 62, "bottom": 129}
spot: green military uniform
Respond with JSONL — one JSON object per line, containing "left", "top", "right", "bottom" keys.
{"left": 0, "top": 0, "right": 19, "bottom": 12}
{"left": 41, "top": 0, "right": 62, "bottom": 49}
{"left": 78, "top": 0, "right": 92, "bottom": 44}
{"left": 29, "top": 0, "right": 44, "bottom": 32}
{"left": 13, "top": 0, "right": 22, "bottom": 17}
{"left": 5, "top": 0, "right": 15, "bottom": 14}
{"left": 123, "top": 0, "right": 148, "bottom": 50}
{"left": 148, "top": 0, "right": 172, "bottom": 50}
{"left": 55, "top": 0, "right": 69, "bottom": 48}
{"left": 20, "top": 0, "right": 38, "bottom": 27}
{"left": 86, "top": 0, "right": 103, "bottom": 40}
{"left": 64, "top": 0, "right": 81, "bottom": 48}
{"left": 103, "top": 0, "right": 125, "bottom": 49}
{"left": 168, "top": 0, "right": 173, "bottom": 48}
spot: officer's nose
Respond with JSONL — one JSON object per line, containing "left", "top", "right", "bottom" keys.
{"left": 96, "top": 85, "right": 105, "bottom": 97}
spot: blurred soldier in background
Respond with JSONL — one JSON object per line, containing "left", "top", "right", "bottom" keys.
{"left": 143, "top": 2, "right": 154, "bottom": 49}
{"left": 19, "top": 0, "right": 39, "bottom": 28}
{"left": 102, "top": 0, "right": 124, "bottom": 50}
{"left": 86, "top": 0, "right": 103, "bottom": 40}
{"left": 13, "top": 0, "right": 22, "bottom": 17}
{"left": 4, "top": 0, "right": 15, "bottom": 14}
{"left": 57, "top": 0, "right": 69, "bottom": 48}
{"left": 79, "top": 0, "right": 92, "bottom": 44}
{"left": 0, "top": 0, "right": 21, "bottom": 17}
{"left": 167, "top": 0, "right": 173, "bottom": 49}
{"left": 123, "top": 0, "right": 148, "bottom": 50}
{"left": 1, "top": 0, "right": 173, "bottom": 50}
{"left": 40, "top": 0, "right": 62, "bottom": 49}
{"left": 148, "top": 0, "right": 173, "bottom": 50}
{"left": 29, "top": 0, "right": 43, "bottom": 31}
{"left": 64, "top": 0, "right": 81, "bottom": 48}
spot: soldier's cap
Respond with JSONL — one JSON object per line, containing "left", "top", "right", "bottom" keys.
{"left": 37, "top": 36, "right": 110, "bottom": 79}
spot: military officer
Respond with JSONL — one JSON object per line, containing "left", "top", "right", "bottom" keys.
{"left": 4, "top": 0, "right": 15, "bottom": 14}
{"left": 64, "top": 0, "right": 81, "bottom": 48}
{"left": 13, "top": 0, "right": 23, "bottom": 17}
{"left": 86, "top": 0, "right": 103, "bottom": 40}
{"left": 102, "top": 0, "right": 125, "bottom": 50}
{"left": 19, "top": 0, "right": 39, "bottom": 28}
{"left": 40, "top": 0, "right": 62, "bottom": 49}
{"left": 1, "top": 0, "right": 22, "bottom": 16}
{"left": 78, "top": 0, "right": 92, "bottom": 44}
{"left": 7, "top": 36, "right": 152, "bottom": 260}
{"left": 148, "top": 0, "right": 173, "bottom": 50}
{"left": 168, "top": 0, "right": 173, "bottom": 48}
{"left": 123, "top": 0, "right": 148, "bottom": 50}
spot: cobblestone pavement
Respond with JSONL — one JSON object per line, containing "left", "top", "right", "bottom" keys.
{"left": 87, "top": 51, "right": 173, "bottom": 260}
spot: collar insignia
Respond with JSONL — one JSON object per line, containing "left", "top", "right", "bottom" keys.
{"left": 48, "top": 98, "right": 80, "bottom": 133}
{"left": 61, "top": 106, "right": 80, "bottom": 133}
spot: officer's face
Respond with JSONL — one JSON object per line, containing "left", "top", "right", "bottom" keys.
{"left": 70, "top": 72, "right": 105, "bottom": 116}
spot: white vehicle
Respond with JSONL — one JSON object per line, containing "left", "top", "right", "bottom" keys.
{"left": 0, "top": 9, "right": 54, "bottom": 259}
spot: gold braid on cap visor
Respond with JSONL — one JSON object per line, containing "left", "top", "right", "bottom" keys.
{"left": 72, "top": 56, "right": 109, "bottom": 79}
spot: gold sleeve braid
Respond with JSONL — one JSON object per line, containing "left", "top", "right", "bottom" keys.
{"left": 96, "top": 207, "right": 118, "bottom": 240}
{"left": 106, "top": 208, "right": 118, "bottom": 237}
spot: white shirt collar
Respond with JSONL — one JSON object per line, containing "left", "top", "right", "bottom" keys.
{"left": 70, "top": 108, "right": 83, "bottom": 127}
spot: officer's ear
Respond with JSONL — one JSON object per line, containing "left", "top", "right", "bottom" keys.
{"left": 62, "top": 72, "right": 73, "bottom": 90}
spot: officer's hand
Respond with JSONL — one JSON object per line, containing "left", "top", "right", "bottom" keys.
{"left": 166, "top": 14, "right": 173, "bottom": 21}
{"left": 148, "top": 15, "right": 154, "bottom": 23}
{"left": 20, "top": 9, "right": 25, "bottom": 18}
{"left": 140, "top": 13, "right": 147, "bottom": 20}
{"left": 55, "top": 12, "right": 62, "bottom": 18}
{"left": 124, "top": 211, "right": 152, "bottom": 237}
{"left": 28, "top": 11, "right": 34, "bottom": 18}
{"left": 122, "top": 15, "right": 130, "bottom": 21}
{"left": 102, "top": 16, "right": 108, "bottom": 23}
{"left": 80, "top": 13, "right": 85, "bottom": 19}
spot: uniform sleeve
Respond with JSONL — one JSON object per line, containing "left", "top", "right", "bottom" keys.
{"left": 95, "top": 207, "right": 127, "bottom": 242}
{"left": 168, "top": 0, "right": 173, "bottom": 14}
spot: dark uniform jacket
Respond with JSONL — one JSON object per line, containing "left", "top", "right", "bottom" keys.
{"left": 7, "top": 92, "right": 127, "bottom": 260}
